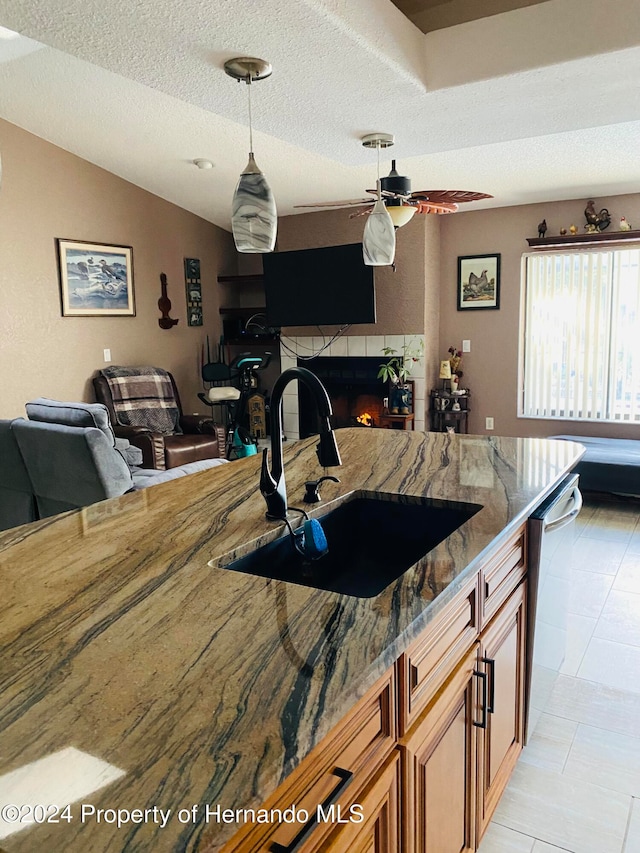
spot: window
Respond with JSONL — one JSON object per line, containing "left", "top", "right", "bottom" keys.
{"left": 520, "top": 247, "right": 640, "bottom": 422}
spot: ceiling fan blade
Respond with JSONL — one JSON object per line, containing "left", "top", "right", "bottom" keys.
{"left": 413, "top": 200, "right": 458, "bottom": 215}
{"left": 293, "top": 198, "right": 374, "bottom": 209}
{"left": 365, "top": 188, "right": 411, "bottom": 200}
{"left": 349, "top": 206, "right": 374, "bottom": 219}
{"left": 410, "top": 190, "right": 493, "bottom": 204}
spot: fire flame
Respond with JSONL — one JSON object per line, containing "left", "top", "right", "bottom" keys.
{"left": 356, "top": 412, "right": 373, "bottom": 426}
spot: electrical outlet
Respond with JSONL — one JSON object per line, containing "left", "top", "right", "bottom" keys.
{"left": 462, "top": 339, "right": 471, "bottom": 352}
{"left": 486, "top": 417, "right": 494, "bottom": 430}
{"left": 103, "top": 348, "right": 111, "bottom": 362}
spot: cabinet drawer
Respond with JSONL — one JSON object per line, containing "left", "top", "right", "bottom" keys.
{"left": 397, "top": 573, "right": 479, "bottom": 736}
{"left": 219, "top": 667, "right": 396, "bottom": 853}
{"left": 480, "top": 525, "right": 527, "bottom": 626}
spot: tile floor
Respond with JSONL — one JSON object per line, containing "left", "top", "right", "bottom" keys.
{"left": 478, "top": 496, "right": 640, "bottom": 853}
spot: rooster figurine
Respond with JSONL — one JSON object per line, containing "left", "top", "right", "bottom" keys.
{"left": 584, "top": 200, "right": 611, "bottom": 232}
{"left": 537, "top": 219, "right": 547, "bottom": 238}
{"left": 620, "top": 216, "right": 632, "bottom": 232}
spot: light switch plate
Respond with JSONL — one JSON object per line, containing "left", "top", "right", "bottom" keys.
{"left": 462, "top": 340, "right": 471, "bottom": 352}
{"left": 103, "top": 348, "right": 111, "bottom": 362}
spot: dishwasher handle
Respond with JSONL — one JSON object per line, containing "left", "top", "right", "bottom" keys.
{"left": 543, "top": 486, "right": 583, "bottom": 533}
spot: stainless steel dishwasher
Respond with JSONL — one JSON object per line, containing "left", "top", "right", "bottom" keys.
{"left": 526, "top": 472, "right": 583, "bottom": 742}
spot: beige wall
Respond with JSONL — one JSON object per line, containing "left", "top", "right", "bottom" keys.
{"left": 439, "top": 193, "right": 640, "bottom": 437}
{"left": 245, "top": 208, "right": 433, "bottom": 337}
{"left": 0, "top": 119, "right": 236, "bottom": 419}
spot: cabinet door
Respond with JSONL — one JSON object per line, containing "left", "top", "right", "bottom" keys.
{"left": 322, "top": 751, "right": 400, "bottom": 853}
{"left": 476, "top": 582, "right": 527, "bottom": 841}
{"left": 401, "top": 644, "right": 480, "bottom": 853}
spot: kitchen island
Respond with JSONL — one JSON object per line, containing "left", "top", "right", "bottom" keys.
{"left": 0, "top": 429, "right": 583, "bottom": 852}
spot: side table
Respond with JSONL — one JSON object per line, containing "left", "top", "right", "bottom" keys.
{"left": 378, "top": 413, "right": 415, "bottom": 431}
{"left": 429, "top": 390, "right": 470, "bottom": 434}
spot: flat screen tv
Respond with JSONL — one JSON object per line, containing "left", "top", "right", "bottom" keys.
{"left": 263, "top": 243, "right": 376, "bottom": 327}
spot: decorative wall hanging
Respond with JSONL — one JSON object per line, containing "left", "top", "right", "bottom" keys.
{"left": 56, "top": 239, "right": 135, "bottom": 316}
{"left": 158, "top": 272, "right": 179, "bottom": 329}
{"left": 457, "top": 253, "right": 501, "bottom": 310}
{"left": 184, "top": 257, "right": 203, "bottom": 326}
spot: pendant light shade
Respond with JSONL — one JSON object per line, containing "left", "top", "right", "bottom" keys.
{"left": 363, "top": 180, "right": 396, "bottom": 267}
{"left": 225, "top": 57, "right": 277, "bottom": 254}
{"left": 232, "top": 153, "right": 277, "bottom": 253}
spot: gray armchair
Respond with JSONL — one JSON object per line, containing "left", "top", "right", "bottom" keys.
{"left": 12, "top": 399, "right": 228, "bottom": 520}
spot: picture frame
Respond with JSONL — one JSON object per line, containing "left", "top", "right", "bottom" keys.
{"left": 56, "top": 239, "right": 135, "bottom": 316}
{"left": 457, "top": 253, "right": 500, "bottom": 310}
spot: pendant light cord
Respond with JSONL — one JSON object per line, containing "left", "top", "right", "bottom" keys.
{"left": 247, "top": 76, "right": 254, "bottom": 155}
{"left": 377, "top": 143, "right": 382, "bottom": 201}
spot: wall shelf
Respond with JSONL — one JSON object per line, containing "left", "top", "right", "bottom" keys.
{"left": 219, "top": 306, "right": 266, "bottom": 316}
{"left": 217, "top": 274, "right": 264, "bottom": 284}
{"left": 527, "top": 229, "right": 640, "bottom": 248}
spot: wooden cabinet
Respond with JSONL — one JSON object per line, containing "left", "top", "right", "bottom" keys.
{"left": 476, "top": 582, "right": 527, "bottom": 839}
{"left": 322, "top": 752, "right": 401, "bottom": 852}
{"left": 219, "top": 668, "right": 396, "bottom": 853}
{"left": 222, "top": 524, "right": 528, "bottom": 853}
{"left": 400, "top": 580, "right": 527, "bottom": 852}
{"left": 480, "top": 526, "right": 526, "bottom": 627}
{"left": 400, "top": 644, "right": 480, "bottom": 853}
{"left": 397, "top": 573, "right": 479, "bottom": 735}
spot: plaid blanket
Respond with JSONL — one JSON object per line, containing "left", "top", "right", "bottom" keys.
{"left": 101, "top": 366, "right": 182, "bottom": 435}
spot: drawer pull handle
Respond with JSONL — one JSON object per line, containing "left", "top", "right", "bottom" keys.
{"left": 473, "top": 669, "right": 488, "bottom": 729}
{"left": 482, "top": 656, "right": 495, "bottom": 713}
{"left": 269, "top": 767, "right": 353, "bottom": 853}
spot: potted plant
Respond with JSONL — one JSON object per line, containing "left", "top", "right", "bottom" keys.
{"left": 378, "top": 338, "right": 424, "bottom": 414}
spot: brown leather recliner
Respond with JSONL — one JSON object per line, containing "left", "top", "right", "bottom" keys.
{"left": 93, "top": 371, "right": 226, "bottom": 469}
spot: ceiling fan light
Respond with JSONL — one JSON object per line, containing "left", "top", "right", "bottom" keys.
{"left": 232, "top": 154, "right": 277, "bottom": 253}
{"left": 387, "top": 204, "right": 416, "bottom": 228}
{"left": 363, "top": 198, "right": 396, "bottom": 267}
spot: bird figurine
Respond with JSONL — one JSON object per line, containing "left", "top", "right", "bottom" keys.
{"left": 569, "top": 224, "right": 578, "bottom": 235}
{"left": 537, "top": 219, "right": 547, "bottom": 238}
{"left": 559, "top": 228, "right": 567, "bottom": 236}
{"left": 584, "top": 200, "right": 611, "bottom": 232}
{"left": 620, "top": 216, "right": 632, "bottom": 232}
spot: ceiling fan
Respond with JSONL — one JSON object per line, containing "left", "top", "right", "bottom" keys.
{"left": 294, "top": 133, "right": 493, "bottom": 228}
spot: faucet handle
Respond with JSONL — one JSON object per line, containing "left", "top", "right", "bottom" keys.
{"left": 303, "top": 475, "right": 340, "bottom": 504}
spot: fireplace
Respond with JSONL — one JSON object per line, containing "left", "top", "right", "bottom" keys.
{"left": 297, "top": 357, "right": 386, "bottom": 437}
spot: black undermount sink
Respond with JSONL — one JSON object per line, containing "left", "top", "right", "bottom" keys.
{"left": 219, "top": 492, "right": 481, "bottom": 598}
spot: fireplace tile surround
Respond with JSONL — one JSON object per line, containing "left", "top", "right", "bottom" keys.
{"left": 279, "top": 335, "right": 426, "bottom": 439}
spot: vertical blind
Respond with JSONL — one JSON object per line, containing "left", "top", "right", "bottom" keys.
{"left": 521, "top": 248, "right": 640, "bottom": 422}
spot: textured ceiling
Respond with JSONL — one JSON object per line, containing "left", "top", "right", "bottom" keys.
{"left": 0, "top": 0, "right": 638, "bottom": 232}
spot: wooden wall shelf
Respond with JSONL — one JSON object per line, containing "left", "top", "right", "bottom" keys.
{"left": 527, "top": 229, "right": 640, "bottom": 248}
{"left": 217, "top": 274, "right": 264, "bottom": 284}
{"left": 219, "top": 306, "right": 265, "bottom": 316}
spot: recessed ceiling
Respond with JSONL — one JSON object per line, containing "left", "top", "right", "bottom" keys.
{"left": 0, "top": 0, "right": 638, "bottom": 233}
{"left": 389, "top": 0, "right": 553, "bottom": 33}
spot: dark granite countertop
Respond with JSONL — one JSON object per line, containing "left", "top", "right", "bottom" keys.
{"left": 0, "top": 429, "right": 583, "bottom": 852}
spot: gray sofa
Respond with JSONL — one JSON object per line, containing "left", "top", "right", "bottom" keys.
{"left": 0, "top": 419, "right": 38, "bottom": 531}
{"left": 1, "top": 399, "right": 228, "bottom": 528}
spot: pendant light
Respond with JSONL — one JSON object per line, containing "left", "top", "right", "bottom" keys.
{"left": 224, "top": 57, "right": 277, "bottom": 253}
{"left": 361, "top": 133, "right": 396, "bottom": 267}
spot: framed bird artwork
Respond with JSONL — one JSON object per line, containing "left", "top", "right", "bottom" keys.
{"left": 457, "top": 253, "right": 501, "bottom": 310}
{"left": 56, "top": 239, "right": 135, "bottom": 316}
